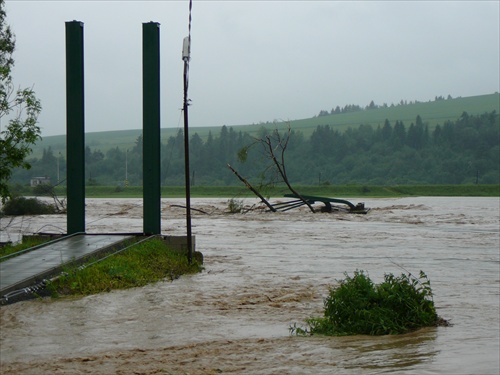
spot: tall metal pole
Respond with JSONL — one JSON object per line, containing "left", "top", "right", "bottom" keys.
{"left": 183, "top": 0, "right": 193, "bottom": 263}
{"left": 183, "top": 54, "right": 193, "bottom": 264}
{"left": 65, "top": 21, "right": 85, "bottom": 234}
{"left": 142, "top": 22, "right": 161, "bottom": 235}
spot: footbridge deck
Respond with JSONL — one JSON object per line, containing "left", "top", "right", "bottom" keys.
{"left": 0, "top": 234, "right": 135, "bottom": 303}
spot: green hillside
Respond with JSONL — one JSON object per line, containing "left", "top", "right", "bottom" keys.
{"left": 286, "top": 93, "right": 500, "bottom": 137}
{"left": 31, "top": 93, "right": 499, "bottom": 158}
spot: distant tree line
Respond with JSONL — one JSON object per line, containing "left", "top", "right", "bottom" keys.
{"left": 9, "top": 111, "right": 500, "bottom": 188}
{"left": 317, "top": 95, "right": 455, "bottom": 117}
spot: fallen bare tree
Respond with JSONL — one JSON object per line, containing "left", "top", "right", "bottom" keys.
{"left": 33, "top": 183, "right": 66, "bottom": 213}
{"left": 231, "top": 123, "right": 315, "bottom": 213}
{"left": 227, "top": 163, "right": 276, "bottom": 212}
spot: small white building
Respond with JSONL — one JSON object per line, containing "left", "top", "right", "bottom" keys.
{"left": 30, "top": 176, "right": 51, "bottom": 187}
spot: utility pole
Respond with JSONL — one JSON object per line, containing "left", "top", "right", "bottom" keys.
{"left": 183, "top": 34, "right": 193, "bottom": 264}
{"left": 183, "top": 0, "right": 194, "bottom": 263}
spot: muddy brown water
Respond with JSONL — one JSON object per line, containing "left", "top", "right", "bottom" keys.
{"left": 0, "top": 197, "right": 499, "bottom": 374}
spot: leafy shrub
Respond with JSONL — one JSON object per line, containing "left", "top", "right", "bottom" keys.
{"left": 227, "top": 198, "right": 244, "bottom": 213}
{"left": 294, "top": 270, "right": 445, "bottom": 336}
{"left": 1, "top": 196, "right": 56, "bottom": 215}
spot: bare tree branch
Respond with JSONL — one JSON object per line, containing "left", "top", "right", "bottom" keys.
{"left": 258, "top": 124, "right": 315, "bottom": 213}
{"left": 227, "top": 163, "right": 276, "bottom": 212}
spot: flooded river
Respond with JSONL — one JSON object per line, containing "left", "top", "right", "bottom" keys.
{"left": 1, "top": 197, "right": 499, "bottom": 374}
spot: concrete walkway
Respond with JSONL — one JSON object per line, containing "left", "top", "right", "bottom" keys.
{"left": 0, "top": 234, "right": 134, "bottom": 298}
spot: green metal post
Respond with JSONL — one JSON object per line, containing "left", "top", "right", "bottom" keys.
{"left": 142, "top": 22, "right": 161, "bottom": 235}
{"left": 65, "top": 21, "right": 85, "bottom": 234}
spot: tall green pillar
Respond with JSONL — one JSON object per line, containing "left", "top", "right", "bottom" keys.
{"left": 65, "top": 21, "right": 85, "bottom": 234}
{"left": 142, "top": 22, "right": 161, "bottom": 235}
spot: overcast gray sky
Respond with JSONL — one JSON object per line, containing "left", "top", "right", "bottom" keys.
{"left": 4, "top": 0, "right": 500, "bottom": 137}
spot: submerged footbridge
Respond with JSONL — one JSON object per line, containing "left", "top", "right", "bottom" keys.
{"left": 0, "top": 22, "right": 188, "bottom": 304}
{"left": 0, "top": 234, "right": 136, "bottom": 304}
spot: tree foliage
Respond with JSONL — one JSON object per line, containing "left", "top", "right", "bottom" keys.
{"left": 0, "top": 0, "right": 42, "bottom": 202}
{"left": 8, "top": 111, "right": 500, "bottom": 188}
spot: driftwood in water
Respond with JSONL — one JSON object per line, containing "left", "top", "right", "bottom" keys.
{"left": 170, "top": 205, "right": 209, "bottom": 215}
{"left": 227, "top": 164, "right": 276, "bottom": 212}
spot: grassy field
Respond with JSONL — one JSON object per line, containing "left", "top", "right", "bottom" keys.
{"left": 31, "top": 93, "right": 499, "bottom": 158}
{"left": 43, "top": 184, "right": 499, "bottom": 198}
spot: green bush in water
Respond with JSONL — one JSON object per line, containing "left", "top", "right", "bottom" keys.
{"left": 1, "top": 196, "right": 56, "bottom": 215}
{"left": 295, "top": 270, "right": 445, "bottom": 336}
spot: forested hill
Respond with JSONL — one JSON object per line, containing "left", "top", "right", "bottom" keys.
{"left": 30, "top": 92, "right": 499, "bottom": 157}
{"left": 11, "top": 93, "right": 500, "bottom": 186}
{"left": 13, "top": 111, "right": 500, "bottom": 186}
